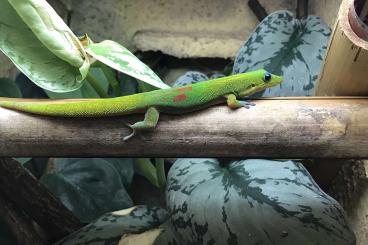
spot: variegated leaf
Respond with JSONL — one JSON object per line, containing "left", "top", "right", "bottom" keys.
{"left": 85, "top": 40, "right": 169, "bottom": 89}
{"left": 55, "top": 206, "right": 168, "bottom": 245}
{"left": 0, "top": 0, "right": 89, "bottom": 92}
{"left": 173, "top": 71, "right": 209, "bottom": 87}
{"left": 41, "top": 158, "right": 134, "bottom": 223}
{"left": 233, "top": 11, "right": 331, "bottom": 96}
{"left": 166, "top": 159, "right": 355, "bottom": 245}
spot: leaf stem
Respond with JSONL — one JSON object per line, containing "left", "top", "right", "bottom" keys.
{"left": 155, "top": 158, "right": 166, "bottom": 190}
{"left": 86, "top": 73, "right": 109, "bottom": 98}
{"left": 100, "top": 64, "right": 121, "bottom": 96}
{"left": 135, "top": 158, "right": 159, "bottom": 188}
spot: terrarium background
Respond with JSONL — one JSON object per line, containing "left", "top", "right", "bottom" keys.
{"left": 1, "top": 0, "right": 367, "bottom": 244}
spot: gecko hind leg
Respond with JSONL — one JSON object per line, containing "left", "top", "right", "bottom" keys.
{"left": 123, "top": 107, "right": 160, "bottom": 141}
{"left": 225, "top": 94, "right": 256, "bottom": 109}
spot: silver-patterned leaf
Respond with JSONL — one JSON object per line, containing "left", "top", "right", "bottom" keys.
{"left": 173, "top": 71, "right": 209, "bottom": 87}
{"left": 41, "top": 158, "right": 134, "bottom": 223}
{"left": 166, "top": 159, "right": 355, "bottom": 245}
{"left": 55, "top": 206, "right": 168, "bottom": 245}
{"left": 233, "top": 11, "right": 331, "bottom": 96}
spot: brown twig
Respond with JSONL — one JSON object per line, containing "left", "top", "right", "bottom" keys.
{"left": 296, "top": 0, "right": 309, "bottom": 19}
{"left": 0, "top": 191, "right": 46, "bottom": 245}
{"left": 0, "top": 158, "right": 83, "bottom": 242}
{"left": 248, "top": 0, "right": 268, "bottom": 21}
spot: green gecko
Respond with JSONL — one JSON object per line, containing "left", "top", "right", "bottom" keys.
{"left": 0, "top": 69, "right": 282, "bottom": 140}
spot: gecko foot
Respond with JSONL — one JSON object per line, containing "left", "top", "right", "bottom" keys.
{"left": 123, "top": 124, "right": 136, "bottom": 141}
{"left": 239, "top": 100, "right": 256, "bottom": 109}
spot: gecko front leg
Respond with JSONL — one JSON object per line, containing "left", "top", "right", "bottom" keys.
{"left": 123, "top": 107, "right": 160, "bottom": 141}
{"left": 225, "top": 94, "right": 255, "bottom": 109}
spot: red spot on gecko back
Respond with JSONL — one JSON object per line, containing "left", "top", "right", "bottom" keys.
{"left": 173, "top": 94, "right": 187, "bottom": 102}
{"left": 176, "top": 86, "right": 193, "bottom": 92}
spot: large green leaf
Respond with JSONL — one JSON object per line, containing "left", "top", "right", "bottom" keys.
{"left": 0, "top": 0, "right": 89, "bottom": 92}
{"left": 85, "top": 40, "right": 170, "bottom": 89}
{"left": 9, "top": 0, "right": 86, "bottom": 67}
{"left": 40, "top": 158, "right": 134, "bottom": 223}
{"left": 45, "top": 67, "right": 109, "bottom": 99}
{"left": 233, "top": 11, "right": 331, "bottom": 96}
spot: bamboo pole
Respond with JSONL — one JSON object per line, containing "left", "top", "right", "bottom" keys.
{"left": 316, "top": 0, "right": 368, "bottom": 96}
{"left": 0, "top": 97, "right": 367, "bottom": 158}
{"left": 314, "top": 2, "right": 368, "bottom": 243}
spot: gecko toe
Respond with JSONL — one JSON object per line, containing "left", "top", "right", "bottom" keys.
{"left": 239, "top": 100, "right": 256, "bottom": 109}
{"left": 123, "top": 124, "right": 136, "bottom": 141}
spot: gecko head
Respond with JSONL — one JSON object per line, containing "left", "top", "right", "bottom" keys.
{"left": 237, "top": 69, "right": 283, "bottom": 97}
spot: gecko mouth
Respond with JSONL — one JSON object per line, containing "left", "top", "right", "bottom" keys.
{"left": 238, "top": 74, "right": 283, "bottom": 98}
{"left": 238, "top": 86, "right": 265, "bottom": 98}
{"left": 264, "top": 75, "right": 283, "bottom": 90}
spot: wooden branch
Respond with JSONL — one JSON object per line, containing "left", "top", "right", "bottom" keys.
{"left": 0, "top": 97, "right": 368, "bottom": 158}
{"left": 0, "top": 158, "right": 83, "bottom": 242}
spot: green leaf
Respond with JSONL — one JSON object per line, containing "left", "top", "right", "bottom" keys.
{"left": 0, "top": 78, "right": 22, "bottom": 97}
{"left": 233, "top": 11, "right": 331, "bottom": 96}
{"left": 0, "top": 0, "right": 89, "bottom": 92}
{"left": 106, "top": 158, "right": 134, "bottom": 188}
{"left": 45, "top": 67, "right": 109, "bottom": 99}
{"left": 137, "top": 79, "right": 160, "bottom": 92}
{"left": 85, "top": 40, "right": 170, "bottom": 89}
{"left": 9, "top": 0, "right": 86, "bottom": 67}
{"left": 40, "top": 158, "right": 134, "bottom": 223}
{"left": 135, "top": 158, "right": 159, "bottom": 188}
{"left": 99, "top": 62, "right": 122, "bottom": 96}
{"left": 155, "top": 158, "right": 166, "bottom": 191}
{"left": 85, "top": 73, "right": 109, "bottom": 98}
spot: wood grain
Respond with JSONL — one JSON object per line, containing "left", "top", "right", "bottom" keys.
{"left": 0, "top": 97, "right": 367, "bottom": 158}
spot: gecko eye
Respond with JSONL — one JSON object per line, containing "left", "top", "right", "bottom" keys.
{"left": 263, "top": 72, "right": 272, "bottom": 82}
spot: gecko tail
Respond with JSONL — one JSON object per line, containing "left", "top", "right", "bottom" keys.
{"left": 0, "top": 100, "right": 21, "bottom": 111}
{"left": 0, "top": 98, "right": 116, "bottom": 117}
{"left": 0, "top": 97, "right": 139, "bottom": 117}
